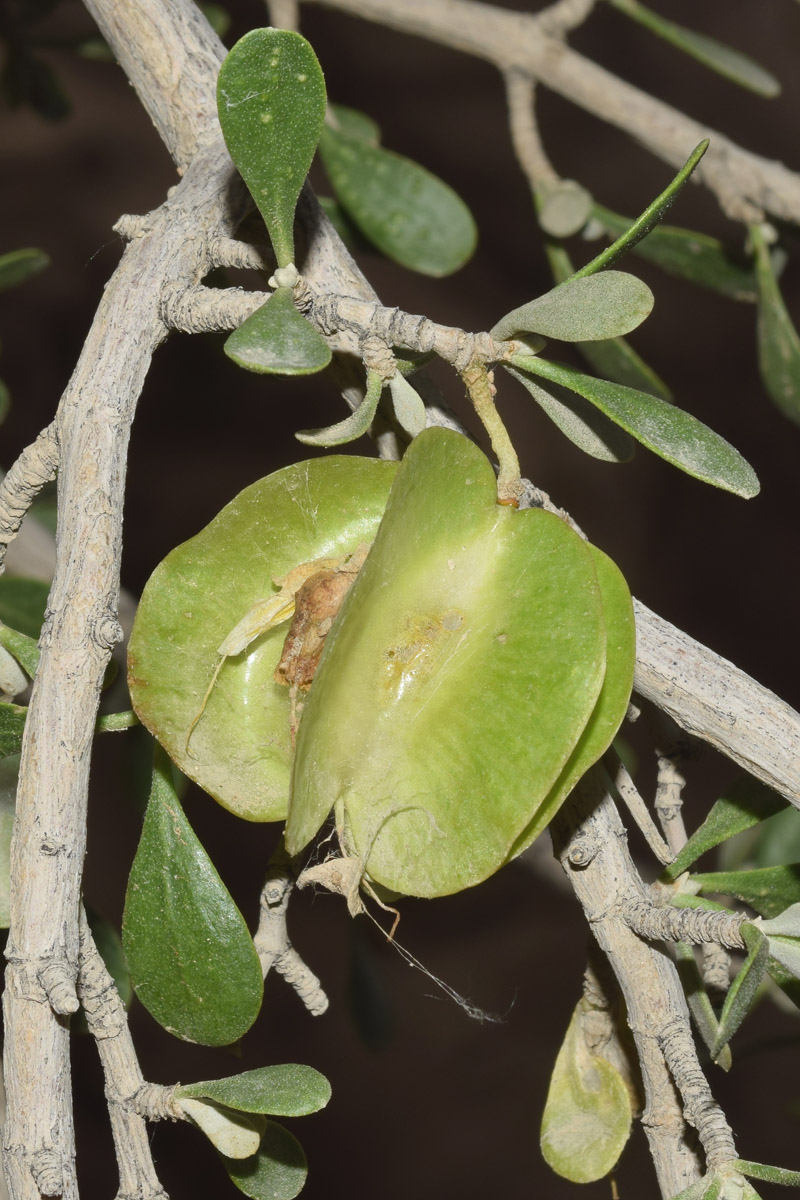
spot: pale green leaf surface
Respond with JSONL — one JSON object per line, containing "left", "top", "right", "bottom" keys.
{"left": 491, "top": 270, "right": 653, "bottom": 342}
{"left": 503, "top": 364, "right": 635, "bottom": 462}
{"left": 328, "top": 104, "right": 380, "bottom": 145}
{"left": 221, "top": 1121, "right": 307, "bottom": 1200}
{"left": 0, "top": 577, "right": 49, "bottom": 640}
{"left": 0, "top": 248, "right": 50, "bottom": 292}
{"left": 296, "top": 369, "right": 382, "bottom": 446}
{"left": 593, "top": 206, "right": 757, "bottom": 302}
{"left": 608, "top": 0, "right": 780, "bottom": 97}
{"left": 666, "top": 778, "right": 787, "bottom": 879}
{"left": 761, "top": 903, "right": 800, "bottom": 939}
{"left": 217, "top": 29, "right": 326, "bottom": 267}
{"left": 763, "top": 935, "right": 800, "bottom": 981}
{"left": 751, "top": 222, "right": 800, "bottom": 425}
{"left": 693, "top": 865, "right": 800, "bottom": 920}
{"left": 0, "top": 624, "right": 39, "bottom": 680}
{"left": 0, "top": 754, "right": 18, "bottom": 927}
{"left": 122, "top": 749, "right": 263, "bottom": 1045}
{"left": 670, "top": 1176, "right": 719, "bottom": 1200}
{"left": 735, "top": 1160, "right": 800, "bottom": 1186}
{"left": 177, "top": 1064, "right": 331, "bottom": 1116}
{"left": 180, "top": 1099, "right": 265, "bottom": 1159}
{"left": 712, "top": 926, "right": 769, "bottom": 1057}
{"left": 318, "top": 124, "right": 477, "bottom": 276}
{"left": 573, "top": 142, "right": 708, "bottom": 279}
{"left": 0, "top": 646, "right": 27, "bottom": 700}
{"left": 673, "top": 941, "right": 731, "bottom": 1070}
{"left": 538, "top": 180, "right": 593, "bottom": 238}
{"left": 540, "top": 1003, "right": 632, "bottom": 1183}
{"left": 287, "top": 428, "right": 608, "bottom": 897}
{"left": 388, "top": 372, "right": 426, "bottom": 436}
{"left": 128, "top": 456, "right": 397, "bottom": 821}
{"left": 0, "top": 704, "right": 26, "bottom": 758}
{"left": 512, "top": 355, "right": 759, "bottom": 498}
{"left": 224, "top": 289, "right": 332, "bottom": 376}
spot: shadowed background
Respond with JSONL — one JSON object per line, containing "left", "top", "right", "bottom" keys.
{"left": 2, "top": 1, "right": 800, "bottom": 1196}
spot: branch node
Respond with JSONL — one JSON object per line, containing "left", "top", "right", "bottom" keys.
{"left": 39, "top": 960, "right": 79, "bottom": 1015}
{"left": 30, "top": 1149, "right": 63, "bottom": 1197}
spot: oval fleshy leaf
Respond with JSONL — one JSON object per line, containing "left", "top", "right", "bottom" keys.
{"left": 318, "top": 124, "right": 477, "bottom": 277}
{"left": 388, "top": 372, "right": 426, "bottom": 436}
{"left": 177, "top": 1064, "right": 331, "bottom": 1116}
{"left": 0, "top": 248, "right": 50, "bottom": 292}
{"left": 540, "top": 1003, "right": 633, "bottom": 1183}
{"left": 593, "top": 206, "right": 757, "bottom": 302}
{"left": 538, "top": 180, "right": 593, "bottom": 238}
{"left": 503, "top": 364, "right": 635, "bottom": 462}
{"left": 221, "top": 1121, "right": 307, "bottom": 1200}
{"left": 224, "top": 288, "right": 331, "bottom": 376}
{"left": 180, "top": 1098, "right": 266, "bottom": 1159}
{"left": 128, "top": 456, "right": 397, "bottom": 822}
{"left": 295, "top": 369, "right": 382, "bottom": 446}
{"left": 217, "top": 29, "right": 327, "bottom": 268}
{"left": 608, "top": 0, "right": 780, "bottom": 97}
{"left": 751, "top": 222, "right": 800, "bottom": 425}
{"left": 512, "top": 354, "right": 760, "bottom": 498}
{"left": 286, "top": 428, "right": 608, "bottom": 897}
{"left": 122, "top": 748, "right": 263, "bottom": 1045}
{"left": 490, "top": 271, "right": 653, "bottom": 343}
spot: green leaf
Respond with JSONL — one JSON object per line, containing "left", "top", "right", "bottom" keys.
{"left": 388, "top": 372, "right": 426, "bottom": 436}
{"left": 735, "top": 1160, "right": 800, "bottom": 1186}
{"left": 0, "top": 754, "right": 18, "bottom": 928}
{"left": 762, "top": 903, "right": 800, "bottom": 939}
{"left": 0, "top": 623, "right": 38, "bottom": 685}
{"left": 0, "top": 577, "right": 50, "bottom": 639}
{"left": 543, "top": 240, "right": 671, "bottom": 399}
{"left": 766, "top": 952, "right": 800, "bottom": 1009}
{"left": 673, "top": 941, "right": 731, "bottom": 1070}
{"left": 296, "top": 369, "right": 382, "bottom": 446}
{"left": 537, "top": 180, "right": 593, "bottom": 238}
{"left": 592, "top": 207, "right": 757, "bottom": 302}
{"left": 177, "top": 1064, "right": 331, "bottom": 1116}
{"left": 224, "top": 288, "right": 332, "bottom": 376}
{"left": 122, "top": 747, "right": 263, "bottom": 1045}
{"left": 287, "top": 428, "right": 615, "bottom": 898}
{"left": 0, "top": 248, "right": 50, "bottom": 292}
{"left": 742, "top": 805, "right": 800, "bottom": 869}
{"left": 503, "top": 364, "right": 635, "bottom": 462}
{"left": 181, "top": 1100, "right": 266, "bottom": 1158}
{"left": 692, "top": 865, "right": 800, "bottom": 920}
{"left": 0, "top": 704, "right": 27, "bottom": 758}
{"left": 221, "top": 1121, "right": 307, "bottom": 1200}
{"left": 200, "top": 2, "right": 231, "bottom": 40}
{"left": 573, "top": 142, "right": 709, "bottom": 280}
{"left": 0, "top": 646, "right": 27, "bottom": 700}
{"left": 328, "top": 104, "right": 380, "bottom": 146}
{"left": 712, "top": 924, "right": 769, "bottom": 1057}
{"left": 511, "top": 355, "right": 759, "bottom": 498}
{"left": 607, "top": 0, "right": 780, "bottom": 98}
{"left": 670, "top": 1176, "right": 719, "bottom": 1200}
{"left": 128, "top": 456, "right": 397, "bottom": 822}
{"left": 491, "top": 270, "right": 653, "bottom": 343}
{"left": 217, "top": 28, "right": 327, "bottom": 268}
{"left": 751, "top": 222, "right": 800, "bottom": 425}
{"left": 665, "top": 777, "right": 787, "bottom": 879}
{"left": 318, "top": 122, "right": 477, "bottom": 277}
{"left": 540, "top": 1003, "right": 632, "bottom": 1183}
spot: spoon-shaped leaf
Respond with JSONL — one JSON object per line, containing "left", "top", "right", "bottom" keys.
{"left": 511, "top": 354, "right": 760, "bottom": 498}
{"left": 573, "top": 142, "right": 709, "bottom": 280}
{"left": 593, "top": 206, "right": 757, "bottom": 302}
{"left": 318, "top": 124, "right": 477, "bottom": 277}
{"left": 540, "top": 1003, "right": 633, "bottom": 1183}
{"left": 128, "top": 456, "right": 397, "bottom": 822}
{"left": 221, "top": 1122, "right": 307, "bottom": 1200}
{"left": 217, "top": 29, "right": 327, "bottom": 268}
{"left": 296, "top": 369, "right": 383, "bottom": 446}
{"left": 608, "top": 0, "right": 780, "bottom": 97}
{"left": 122, "top": 747, "right": 263, "bottom": 1045}
{"left": 0, "top": 247, "right": 49, "bottom": 292}
{"left": 503, "top": 365, "right": 635, "bottom": 462}
{"left": 180, "top": 1099, "right": 266, "bottom": 1159}
{"left": 537, "top": 179, "right": 593, "bottom": 238}
{"left": 177, "top": 1064, "right": 331, "bottom": 1116}
{"left": 491, "top": 270, "right": 653, "bottom": 343}
{"left": 224, "top": 288, "right": 331, "bottom": 376}
{"left": 751, "top": 222, "right": 800, "bottom": 425}
{"left": 287, "top": 428, "right": 609, "bottom": 897}
{"left": 388, "top": 372, "right": 427, "bottom": 436}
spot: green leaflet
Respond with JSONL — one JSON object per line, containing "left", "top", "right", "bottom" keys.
{"left": 593, "top": 206, "right": 758, "bottom": 302}
{"left": 607, "top": 0, "right": 780, "bottom": 98}
{"left": 388, "top": 372, "right": 426, "bottom": 436}
{"left": 665, "top": 776, "right": 786, "bottom": 880}
{"left": 177, "top": 1065, "right": 331, "bottom": 1117}
{"left": 128, "top": 456, "right": 398, "bottom": 822}
{"left": 318, "top": 120, "right": 477, "bottom": 277}
{"left": 510, "top": 354, "right": 759, "bottom": 498}
{"left": 295, "top": 368, "right": 383, "bottom": 446}
{"left": 220, "top": 1121, "right": 308, "bottom": 1200}
{"left": 216, "top": 29, "right": 326, "bottom": 268}
{"left": 751, "top": 222, "right": 800, "bottom": 425}
{"left": 180, "top": 1100, "right": 265, "bottom": 1160}
{"left": 0, "top": 703, "right": 27, "bottom": 758}
{"left": 734, "top": 1160, "right": 800, "bottom": 1187}
{"left": 540, "top": 1003, "right": 632, "bottom": 1183}
{"left": 0, "top": 577, "right": 50, "bottom": 640}
{"left": 224, "top": 288, "right": 331, "bottom": 376}
{"left": 537, "top": 179, "right": 593, "bottom": 238}
{"left": 672, "top": 941, "right": 731, "bottom": 1070}
{"left": 0, "top": 248, "right": 50, "bottom": 292}
{"left": 712, "top": 924, "right": 769, "bottom": 1058}
{"left": 503, "top": 364, "right": 635, "bottom": 462}
{"left": 491, "top": 270, "right": 653, "bottom": 343}
{"left": 286, "top": 429, "right": 632, "bottom": 898}
{"left": 692, "top": 864, "right": 800, "bottom": 920}
{"left": 122, "top": 747, "right": 263, "bottom": 1045}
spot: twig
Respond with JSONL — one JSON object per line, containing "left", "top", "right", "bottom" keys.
{"left": 503, "top": 71, "right": 557, "bottom": 191}
{"left": 0, "top": 426, "right": 59, "bottom": 573}
{"left": 610, "top": 758, "right": 673, "bottom": 865}
{"left": 254, "top": 862, "right": 329, "bottom": 1016}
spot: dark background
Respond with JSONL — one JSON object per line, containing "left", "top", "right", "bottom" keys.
{"left": 2, "top": 1, "right": 800, "bottom": 1197}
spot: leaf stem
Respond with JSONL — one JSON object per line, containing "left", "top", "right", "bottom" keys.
{"left": 460, "top": 361, "right": 522, "bottom": 504}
